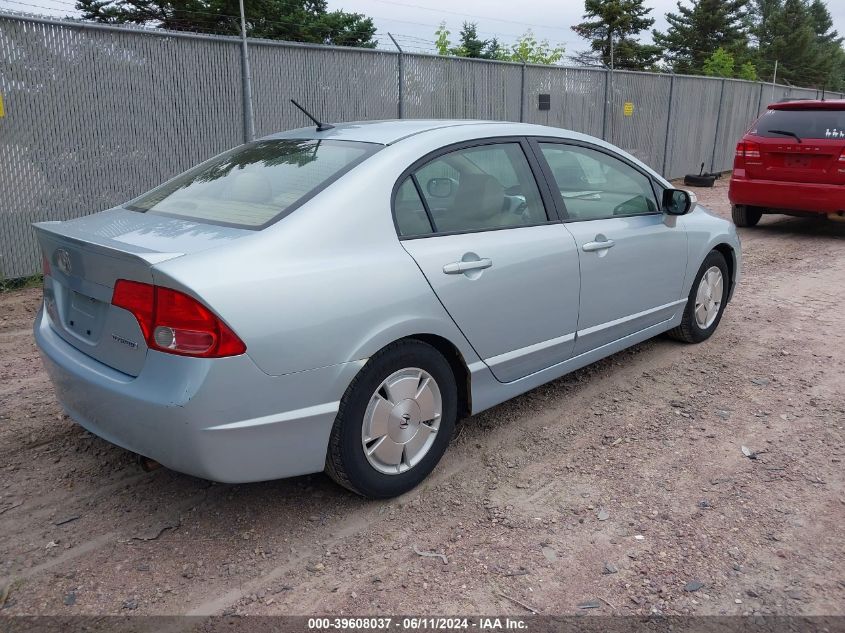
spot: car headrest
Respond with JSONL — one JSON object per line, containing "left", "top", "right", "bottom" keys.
{"left": 451, "top": 174, "right": 505, "bottom": 221}
{"left": 226, "top": 171, "right": 272, "bottom": 204}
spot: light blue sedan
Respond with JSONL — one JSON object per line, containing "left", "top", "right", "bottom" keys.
{"left": 34, "top": 120, "right": 741, "bottom": 498}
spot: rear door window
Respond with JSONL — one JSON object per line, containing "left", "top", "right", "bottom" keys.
{"left": 404, "top": 143, "right": 548, "bottom": 235}
{"left": 127, "top": 139, "right": 380, "bottom": 229}
{"left": 752, "top": 109, "right": 845, "bottom": 139}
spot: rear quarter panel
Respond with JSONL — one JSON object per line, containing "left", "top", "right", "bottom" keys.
{"left": 151, "top": 144, "right": 482, "bottom": 377}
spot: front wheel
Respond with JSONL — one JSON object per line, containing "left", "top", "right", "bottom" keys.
{"left": 731, "top": 204, "right": 762, "bottom": 227}
{"left": 667, "top": 251, "right": 730, "bottom": 344}
{"left": 325, "top": 340, "right": 457, "bottom": 498}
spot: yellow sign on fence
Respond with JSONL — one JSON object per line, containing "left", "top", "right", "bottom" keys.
{"left": 623, "top": 102, "right": 634, "bottom": 117}
{"left": 0, "top": 93, "right": 5, "bottom": 118}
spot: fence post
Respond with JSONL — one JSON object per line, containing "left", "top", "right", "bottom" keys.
{"left": 238, "top": 0, "right": 255, "bottom": 142}
{"left": 661, "top": 73, "right": 675, "bottom": 179}
{"left": 756, "top": 81, "right": 764, "bottom": 115}
{"left": 601, "top": 68, "right": 610, "bottom": 141}
{"left": 519, "top": 62, "right": 526, "bottom": 122}
{"left": 709, "top": 78, "right": 726, "bottom": 174}
{"left": 387, "top": 33, "right": 404, "bottom": 119}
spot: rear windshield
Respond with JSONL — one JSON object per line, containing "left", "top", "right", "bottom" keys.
{"left": 127, "top": 139, "right": 380, "bottom": 229}
{"left": 752, "top": 108, "right": 845, "bottom": 140}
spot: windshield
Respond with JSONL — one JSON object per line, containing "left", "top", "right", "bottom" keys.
{"left": 127, "top": 139, "right": 380, "bottom": 229}
{"left": 752, "top": 108, "right": 845, "bottom": 140}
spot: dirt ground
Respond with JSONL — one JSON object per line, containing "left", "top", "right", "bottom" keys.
{"left": 1, "top": 177, "right": 843, "bottom": 619}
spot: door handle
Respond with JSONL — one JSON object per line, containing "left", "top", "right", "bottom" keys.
{"left": 582, "top": 239, "right": 615, "bottom": 252}
{"left": 443, "top": 258, "right": 492, "bottom": 274}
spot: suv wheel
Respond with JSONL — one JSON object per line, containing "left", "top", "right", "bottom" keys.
{"left": 325, "top": 340, "right": 457, "bottom": 498}
{"left": 731, "top": 204, "right": 762, "bottom": 227}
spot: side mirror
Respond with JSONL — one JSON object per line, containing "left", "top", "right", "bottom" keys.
{"left": 662, "top": 188, "right": 697, "bottom": 215}
{"left": 426, "top": 177, "right": 455, "bottom": 198}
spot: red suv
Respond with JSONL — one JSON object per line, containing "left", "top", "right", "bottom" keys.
{"left": 729, "top": 100, "right": 845, "bottom": 226}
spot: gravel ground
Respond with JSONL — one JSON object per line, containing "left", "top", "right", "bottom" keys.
{"left": 0, "top": 177, "right": 843, "bottom": 618}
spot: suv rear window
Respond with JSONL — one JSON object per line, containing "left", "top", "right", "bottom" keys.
{"left": 127, "top": 139, "right": 380, "bottom": 229}
{"left": 752, "top": 108, "right": 845, "bottom": 140}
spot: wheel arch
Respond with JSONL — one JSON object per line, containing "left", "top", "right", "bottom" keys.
{"left": 712, "top": 242, "right": 737, "bottom": 302}
{"left": 350, "top": 333, "right": 473, "bottom": 421}
{"left": 404, "top": 334, "right": 472, "bottom": 420}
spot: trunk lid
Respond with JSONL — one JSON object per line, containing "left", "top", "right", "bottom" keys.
{"left": 746, "top": 137, "right": 845, "bottom": 184}
{"left": 35, "top": 208, "right": 251, "bottom": 376}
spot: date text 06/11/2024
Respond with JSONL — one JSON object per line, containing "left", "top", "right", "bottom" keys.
{"left": 306, "top": 617, "right": 528, "bottom": 630}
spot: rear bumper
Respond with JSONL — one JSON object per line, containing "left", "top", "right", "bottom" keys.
{"left": 34, "top": 307, "right": 364, "bottom": 483}
{"left": 729, "top": 173, "right": 844, "bottom": 214}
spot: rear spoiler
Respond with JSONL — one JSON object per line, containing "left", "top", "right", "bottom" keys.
{"left": 34, "top": 220, "right": 183, "bottom": 265}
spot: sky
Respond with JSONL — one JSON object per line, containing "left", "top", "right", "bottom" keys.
{"left": 2, "top": 0, "right": 844, "bottom": 61}
{"left": 329, "top": 0, "right": 845, "bottom": 56}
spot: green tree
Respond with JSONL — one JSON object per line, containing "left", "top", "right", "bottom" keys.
{"left": 450, "top": 22, "right": 500, "bottom": 59}
{"left": 571, "top": 0, "right": 661, "bottom": 70}
{"left": 498, "top": 31, "right": 565, "bottom": 64}
{"left": 808, "top": 0, "right": 839, "bottom": 47}
{"left": 75, "top": 0, "right": 377, "bottom": 46}
{"left": 806, "top": 0, "right": 845, "bottom": 90}
{"left": 434, "top": 22, "right": 451, "bottom": 56}
{"left": 755, "top": 0, "right": 843, "bottom": 87}
{"left": 702, "top": 47, "right": 735, "bottom": 76}
{"left": 432, "top": 24, "right": 563, "bottom": 65}
{"left": 653, "top": 0, "right": 751, "bottom": 74}
{"left": 738, "top": 60, "right": 758, "bottom": 80}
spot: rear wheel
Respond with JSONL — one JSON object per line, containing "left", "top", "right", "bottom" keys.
{"left": 667, "top": 251, "right": 730, "bottom": 344}
{"left": 325, "top": 340, "right": 457, "bottom": 498}
{"left": 731, "top": 204, "right": 762, "bottom": 227}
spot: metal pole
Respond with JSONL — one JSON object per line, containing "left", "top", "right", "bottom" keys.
{"left": 606, "top": 30, "right": 614, "bottom": 143}
{"left": 601, "top": 68, "right": 609, "bottom": 141}
{"left": 387, "top": 33, "right": 404, "bottom": 119}
{"left": 661, "top": 73, "right": 675, "bottom": 178}
{"left": 607, "top": 67, "right": 614, "bottom": 143}
{"left": 770, "top": 59, "right": 778, "bottom": 104}
{"left": 519, "top": 62, "right": 526, "bottom": 122}
{"left": 709, "top": 78, "right": 726, "bottom": 174}
{"left": 239, "top": 0, "right": 255, "bottom": 142}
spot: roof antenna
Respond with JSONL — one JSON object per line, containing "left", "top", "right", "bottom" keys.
{"left": 290, "top": 99, "right": 334, "bottom": 132}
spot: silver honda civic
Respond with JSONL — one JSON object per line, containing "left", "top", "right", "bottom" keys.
{"left": 34, "top": 120, "right": 741, "bottom": 498}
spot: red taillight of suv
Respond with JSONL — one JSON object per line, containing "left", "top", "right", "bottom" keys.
{"left": 734, "top": 141, "right": 761, "bottom": 168}
{"left": 112, "top": 280, "right": 246, "bottom": 358}
{"left": 839, "top": 148, "right": 845, "bottom": 163}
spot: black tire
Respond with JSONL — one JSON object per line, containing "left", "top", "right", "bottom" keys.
{"left": 325, "top": 340, "right": 457, "bottom": 499}
{"left": 731, "top": 204, "right": 762, "bottom": 227}
{"left": 667, "top": 250, "right": 730, "bottom": 344}
{"left": 683, "top": 174, "right": 717, "bottom": 187}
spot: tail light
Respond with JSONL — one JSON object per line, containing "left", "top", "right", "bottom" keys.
{"left": 734, "top": 141, "right": 761, "bottom": 171}
{"left": 735, "top": 141, "right": 761, "bottom": 160}
{"left": 112, "top": 280, "right": 246, "bottom": 358}
{"left": 42, "top": 253, "right": 51, "bottom": 276}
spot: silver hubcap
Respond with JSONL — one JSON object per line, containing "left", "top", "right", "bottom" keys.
{"left": 695, "top": 266, "right": 724, "bottom": 329}
{"left": 362, "top": 368, "right": 442, "bottom": 475}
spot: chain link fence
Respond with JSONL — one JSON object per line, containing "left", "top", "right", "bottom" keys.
{"left": 2, "top": 13, "right": 842, "bottom": 279}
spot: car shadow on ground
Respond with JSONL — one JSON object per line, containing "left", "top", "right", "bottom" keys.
{"left": 45, "top": 332, "right": 667, "bottom": 536}
{"left": 106, "top": 335, "right": 670, "bottom": 515}
{"left": 752, "top": 215, "right": 845, "bottom": 238}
